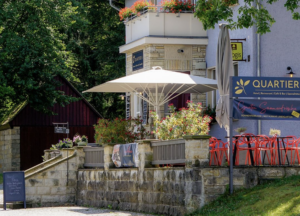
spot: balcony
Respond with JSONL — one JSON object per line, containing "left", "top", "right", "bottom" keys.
{"left": 120, "top": 8, "right": 208, "bottom": 53}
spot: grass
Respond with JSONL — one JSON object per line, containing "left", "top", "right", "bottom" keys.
{"left": 0, "top": 173, "right": 3, "bottom": 184}
{"left": 189, "top": 175, "right": 300, "bottom": 216}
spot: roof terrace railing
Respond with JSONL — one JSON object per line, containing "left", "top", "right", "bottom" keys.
{"left": 123, "top": 6, "right": 195, "bottom": 23}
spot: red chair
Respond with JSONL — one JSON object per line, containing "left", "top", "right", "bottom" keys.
{"left": 281, "top": 136, "right": 298, "bottom": 165}
{"left": 235, "top": 133, "right": 257, "bottom": 166}
{"left": 209, "top": 137, "right": 220, "bottom": 166}
{"left": 216, "top": 140, "right": 229, "bottom": 166}
{"left": 256, "top": 135, "right": 274, "bottom": 165}
{"left": 292, "top": 138, "right": 300, "bottom": 165}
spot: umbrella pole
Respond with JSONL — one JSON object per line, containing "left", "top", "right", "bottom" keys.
{"left": 155, "top": 84, "right": 158, "bottom": 139}
{"left": 229, "top": 77, "right": 234, "bottom": 194}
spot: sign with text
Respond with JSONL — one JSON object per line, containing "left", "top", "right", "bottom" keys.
{"left": 132, "top": 50, "right": 143, "bottom": 71}
{"left": 233, "top": 99, "right": 300, "bottom": 120}
{"left": 232, "top": 77, "right": 300, "bottom": 98}
{"left": 231, "top": 42, "right": 243, "bottom": 61}
{"left": 3, "top": 171, "right": 26, "bottom": 210}
{"left": 54, "top": 127, "right": 69, "bottom": 134}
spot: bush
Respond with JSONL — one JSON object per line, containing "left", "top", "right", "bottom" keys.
{"left": 94, "top": 117, "right": 150, "bottom": 145}
{"left": 203, "top": 104, "right": 216, "bottom": 125}
{"left": 150, "top": 101, "right": 212, "bottom": 140}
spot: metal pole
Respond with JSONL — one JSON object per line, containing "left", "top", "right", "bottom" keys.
{"left": 257, "top": 0, "right": 262, "bottom": 135}
{"left": 67, "top": 122, "right": 69, "bottom": 186}
{"left": 155, "top": 84, "right": 158, "bottom": 139}
{"left": 229, "top": 77, "right": 234, "bottom": 194}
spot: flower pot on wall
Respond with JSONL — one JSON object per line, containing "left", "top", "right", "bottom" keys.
{"left": 77, "top": 141, "right": 87, "bottom": 146}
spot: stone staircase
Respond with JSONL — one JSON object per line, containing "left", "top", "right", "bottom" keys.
{"left": 0, "top": 147, "right": 85, "bottom": 209}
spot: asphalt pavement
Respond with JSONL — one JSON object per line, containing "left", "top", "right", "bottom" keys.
{"left": 0, "top": 206, "right": 156, "bottom": 216}
{"left": 0, "top": 184, "right": 155, "bottom": 215}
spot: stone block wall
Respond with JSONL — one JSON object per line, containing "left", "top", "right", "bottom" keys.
{"left": 0, "top": 127, "right": 20, "bottom": 172}
{"left": 77, "top": 168, "right": 187, "bottom": 216}
{"left": 76, "top": 166, "right": 300, "bottom": 215}
{"left": 25, "top": 147, "right": 85, "bottom": 207}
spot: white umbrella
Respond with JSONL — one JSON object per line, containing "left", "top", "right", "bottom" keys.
{"left": 216, "top": 24, "right": 234, "bottom": 194}
{"left": 83, "top": 66, "right": 218, "bottom": 114}
{"left": 216, "top": 24, "right": 234, "bottom": 130}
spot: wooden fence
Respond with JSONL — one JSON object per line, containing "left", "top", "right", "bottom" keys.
{"left": 83, "top": 147, "right": 104, "bottom": 168}
{"left": 152, "top": 139, "right": 185, "bottom": 165}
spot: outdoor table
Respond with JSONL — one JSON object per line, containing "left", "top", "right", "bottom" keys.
{"left": 226, "top": 135, "right": 255, "bottom": 166}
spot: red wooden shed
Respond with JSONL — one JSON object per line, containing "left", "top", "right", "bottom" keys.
{"left": 0, "top": 76, "right": 102, "bottom": 170}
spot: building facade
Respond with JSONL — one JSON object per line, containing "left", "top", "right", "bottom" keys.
{"left": 0, "top": 76, "right": 102, "bottom": 171}
{"left": 207, "top": 0, "right": 300, "bottom": 139}
{"left": 118, "top": 0, "right": 300, "bottom": 139}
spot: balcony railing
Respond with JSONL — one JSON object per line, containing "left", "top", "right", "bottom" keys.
{"left": 152, "top": 139, "right": 185, "bottom": 165}
{"left": 84, "top": 147, "right": 104, "bottom": 168}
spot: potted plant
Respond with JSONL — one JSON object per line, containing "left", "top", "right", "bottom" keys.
{"left": 78, "top": 135, "right": 88, "bottom": 146}
{"left": 160, "top": 0, "right": 195, "bottom": 13}
{"left": 235, "top": 127, "right": 247, "bottom": 135}
{"left": 131, "top": 0, "right": 153, "bottom": 14}
{"left": 119, "top": 7, "right": 135, "bottom": 21}
{"left": 73, "top": 134, "right": 81, "bottom": 145}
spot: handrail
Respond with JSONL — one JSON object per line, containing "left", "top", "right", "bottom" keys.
{"left": 123, "top": 6, "right": 194, "bottom": 23}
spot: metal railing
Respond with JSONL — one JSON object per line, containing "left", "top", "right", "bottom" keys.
{"left": 84, "top": 147, "right": 104, "bottom": 168}
{"left": 124, "top": 6, "right": 194, "bottom": 23}
{"left": 152, "top": 139, "right": 185, "bottom": 165}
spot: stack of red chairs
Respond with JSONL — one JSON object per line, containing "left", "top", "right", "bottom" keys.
{"left": 209, "top": 137, "right": 229, "bottom": 166}
{"left": 276, "top": 136, "right": 298, "bottom": 165}
{"left": 209, "top": 137, "right": 220, "bottom": 166}
{"left": 256, "top": 135, "right": 274, "bottom": 165}
{"left": 234, "top": 133, "right": 257, "bottom": 165}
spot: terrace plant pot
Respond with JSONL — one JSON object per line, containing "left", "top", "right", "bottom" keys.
{"left": 77, "top": 141, "right": 87, "bottom": 146}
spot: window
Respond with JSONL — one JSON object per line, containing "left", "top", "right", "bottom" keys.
{"left": 133, "top": 93, "right": 142, "bottom": 118}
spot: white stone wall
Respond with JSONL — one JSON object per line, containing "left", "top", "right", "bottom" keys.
{"left": 0, "top": 127, "right": 20, "bottom": 172}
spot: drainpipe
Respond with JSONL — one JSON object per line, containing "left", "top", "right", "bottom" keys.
{"left": 109, "top": 0, "right": 120, "bottom": 11}
{"left": 257, "top": 0, "right": 262, "bottom": 135}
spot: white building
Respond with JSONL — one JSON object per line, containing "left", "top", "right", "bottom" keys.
{"left": 113, "top": 0, "right": 300, "bottom": 139}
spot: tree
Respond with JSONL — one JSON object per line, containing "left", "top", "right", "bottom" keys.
{"left": 0, "top": 0, "right": 80, "bottom": 116}
{"left": 67, "top": 0, "right": 126, "bottom": 119}
{"left": 0, "top": 0, "right": 126, "bottom": 120}
{"left": 194, "top": 0, "right": 300, "bottom": 34}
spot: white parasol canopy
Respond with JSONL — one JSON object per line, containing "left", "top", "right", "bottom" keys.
{"left": 83, "top": 66, "right": 218, "bottom": 112}
{"left": 216, "top": 24, "right": 234, "bottom": 130}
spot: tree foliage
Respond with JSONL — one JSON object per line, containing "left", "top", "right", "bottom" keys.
{"left": 194, "top": 0, "right": 300, "bottom": 34}
{"left": 0, "top": 0, "right": 126, "bottom": 120}
{"left": 67, "top": 0, "right": 126, "bottom": 119}
{"left": 0, "top": 0, "right": 80, "bottom": 115}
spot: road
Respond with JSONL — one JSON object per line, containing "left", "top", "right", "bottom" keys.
{"left": 0, "top": 206, "right": 157, "bottom": 216}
